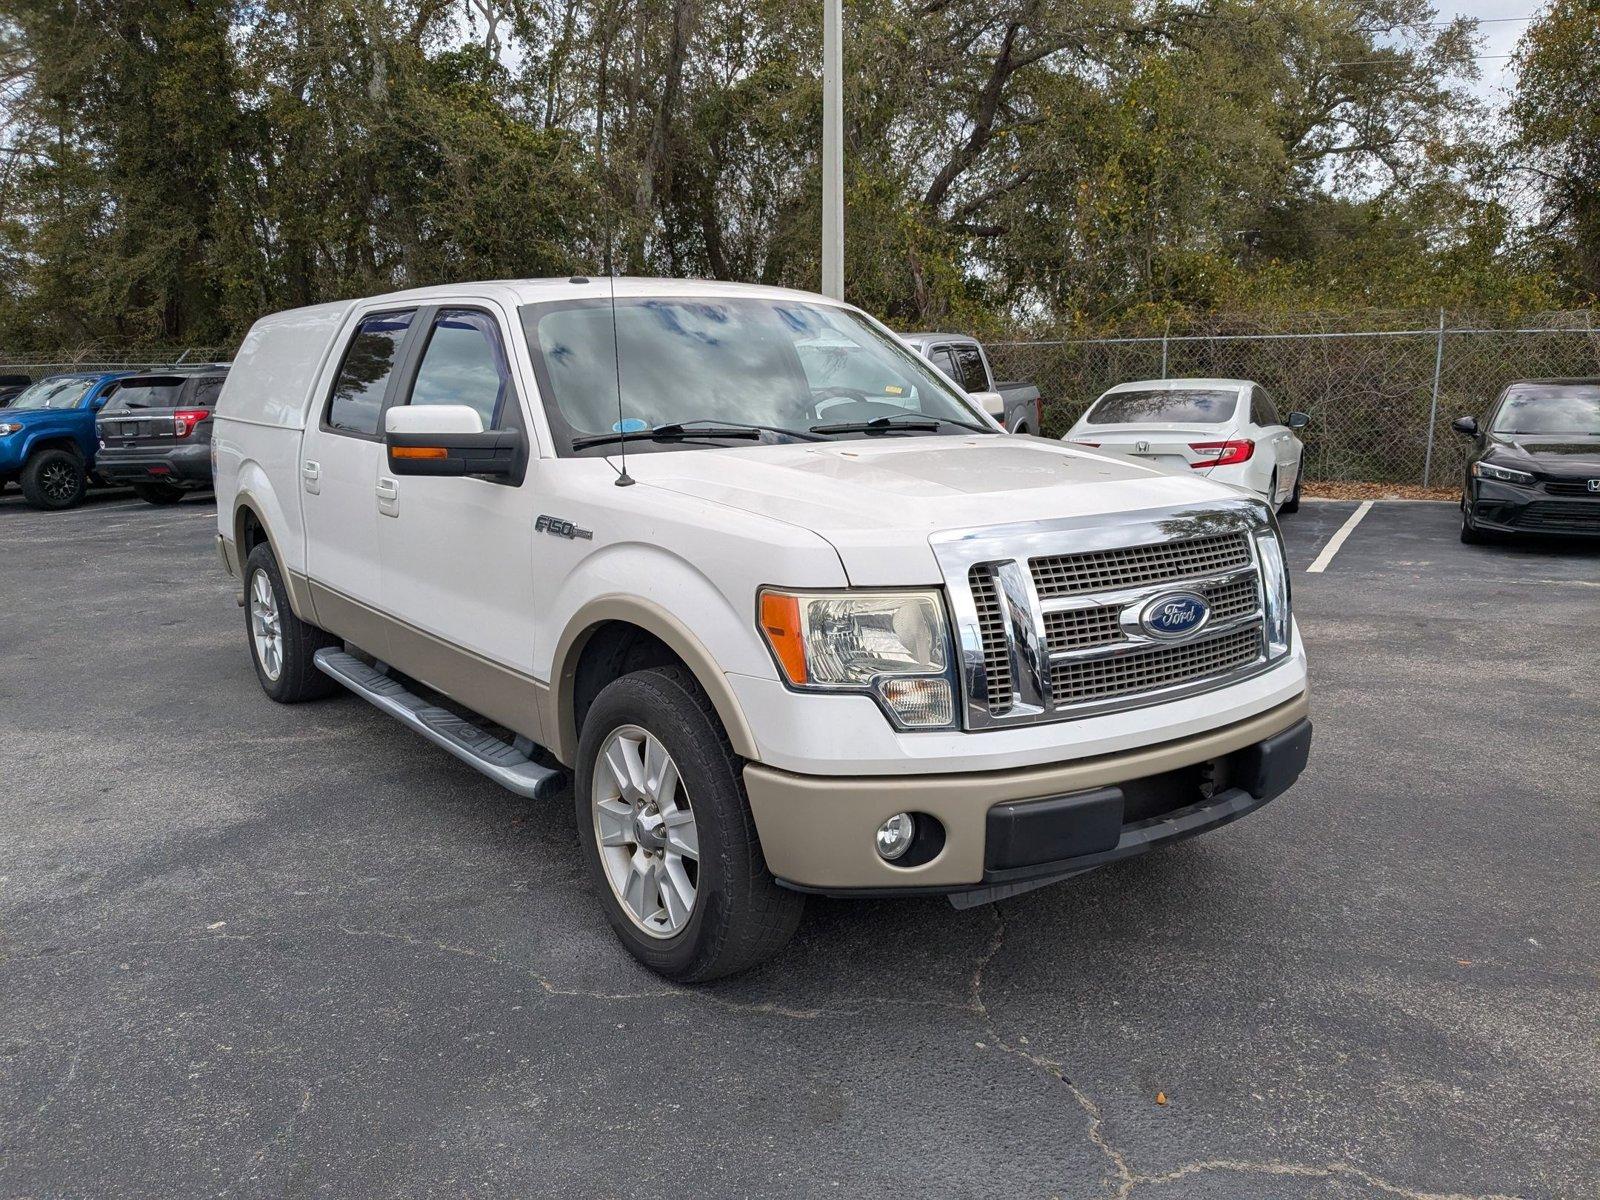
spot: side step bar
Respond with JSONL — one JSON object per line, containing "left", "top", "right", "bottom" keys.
{"left": 313, "top": 649, "right": 564, "bottom": 800}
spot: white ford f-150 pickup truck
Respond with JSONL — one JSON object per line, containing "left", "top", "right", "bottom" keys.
{"left": 213, "top": 278, "right": 1311, "bottom": 981}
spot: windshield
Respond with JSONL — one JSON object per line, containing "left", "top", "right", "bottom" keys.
{"left": 1085, "top": 388, "right": 1240, "bottom": 425}
{"left": 8, "top": 377, "right": 93, "bottom": 411}
{"left": 520, "top": 296, "right": 987, "bottom": 454}
{"left": 1490, "top": 384, "right": 1600, "bottom": 435}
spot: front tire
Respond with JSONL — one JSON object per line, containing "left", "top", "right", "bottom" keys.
{"left": 575, "top": 666, "right": 803, "bottom": 982}
{"left": 1460, "top": 502, "right": 1488, "bottom": 545}
{"left": 242, "top": 542, "right": 341, "bottom": 702}
{"left": 132, "top": 481, "right": 186, "bottom": 505}
{"left": 20, "top": 448, "right": 86, "bottom": 510}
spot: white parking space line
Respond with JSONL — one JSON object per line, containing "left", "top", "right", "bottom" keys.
{"left": 1306, "top": 500, "right": 1373, "bottom": 574}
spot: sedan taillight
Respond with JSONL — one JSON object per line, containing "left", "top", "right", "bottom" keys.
{"left": 173, "top": 409, "right": 210, "bottom": 438}
{"left": 1189, "top": 439, "right": 1254, "bottom": 468}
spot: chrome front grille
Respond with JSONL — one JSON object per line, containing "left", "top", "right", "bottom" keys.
{"left": 968, "top": 567, "right": 1014, "bottom": 716}
{"left": 1044, "top": 603, "right": 1124, "bottom": 653}
{"left": 1030, "top": 532, "right": 1252, "bottom": 598}
{"left": 1050, "top": 625, "right": 1263, "bottom": 705}
{"left": 1201, "top": 574, "right": 1260, "bottom": 623}
{"left": 933, "top": 502, "right": 1280, "bottom": 729}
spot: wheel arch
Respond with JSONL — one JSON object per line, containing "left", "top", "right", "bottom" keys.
{"left": 22, "top": 434, "right": 84, "bottom": 462}
{"left": 231, "top": 489, "right": 316, "bottom": 621}
{"left": 549, "top": 597, "right": 760, "bottom": 766}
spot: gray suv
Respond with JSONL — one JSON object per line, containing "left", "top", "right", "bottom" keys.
{"left": 94, "top": 366, "right": 229, "bottom": 504}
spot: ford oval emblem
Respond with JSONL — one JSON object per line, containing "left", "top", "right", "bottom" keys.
{"left": 1140, "top": 592, "right": 1210, "bottom": 639}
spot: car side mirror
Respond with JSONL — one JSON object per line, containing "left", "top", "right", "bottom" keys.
{"left": 385, "top": 405, "right": 524, "bottom": 483}
{"left": 969, "top": 390, "right": 1006, "bottom": 418}
{"left": 1451, "top": 416, "right": 1478, "bottom": 437}
{"left": 1287, "top": 411, "right": 1309, "bottom": 431}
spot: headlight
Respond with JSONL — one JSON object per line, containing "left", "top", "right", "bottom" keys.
{"left": 1472, "top": 460, "right": 1534, "bottom": 485}
{"left": 758, "top": 589, "right": 955, "bottom": 728}
{"left": 0, "top": 422, "right": 22, "bottom": 436}
{"left": 1254, "top": 527, "right": 1291, "bottom": 660}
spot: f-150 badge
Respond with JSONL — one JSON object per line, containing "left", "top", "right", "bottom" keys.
{"left": 536, "top": 515, "right": 594, "bottom": 540}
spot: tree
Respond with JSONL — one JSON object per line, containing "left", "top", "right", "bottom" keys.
{"left": 1504, "top": 0, "right": 1600, "bottom": 300}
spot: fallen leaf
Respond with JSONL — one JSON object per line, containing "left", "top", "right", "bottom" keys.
{"left": 1155, "top": 1092, "right": 1167, "bottom": 1106}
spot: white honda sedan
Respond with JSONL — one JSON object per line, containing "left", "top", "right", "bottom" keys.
{"left": 1064, "top": 377, "right": 1309, "bottom": 512}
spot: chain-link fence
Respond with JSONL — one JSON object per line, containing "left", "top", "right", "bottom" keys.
{"left": 6, "top": 314, "right": 1599, "bottom": 486}
{"left": 0, "top": 347, "right": 233, "bottom": 378}
{"left": 987, "top": 312, "right": 1600, "bottom": 486}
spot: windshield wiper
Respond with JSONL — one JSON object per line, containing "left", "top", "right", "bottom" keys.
{"left": 572, "top": 422, "right": 764, "bottom": 451}
{"left": 809, "top": 415, "right": 991, "bottom": 436}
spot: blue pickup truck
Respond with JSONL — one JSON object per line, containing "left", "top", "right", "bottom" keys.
{"left": 0, "top": 372, "right": 132, "bottom": 510}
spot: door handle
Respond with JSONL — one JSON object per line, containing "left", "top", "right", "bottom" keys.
{"left": 376, "top": 476, "right": 399, "bottom": 517}
{"left": 302, "top": 460, "right": 321, "bottom": 495}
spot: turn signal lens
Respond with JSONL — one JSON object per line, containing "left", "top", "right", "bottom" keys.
{"left": 758, "top": 591, "right": 808, "bottom": 685}
{"left": 879, "top": 677, "right": 953, "bottom": 727}
{"left": 1189, "top": 439, "right": 1254, "bottom": 468}
{"left": 392, "top": 445, "right": 449, "bottom": 460}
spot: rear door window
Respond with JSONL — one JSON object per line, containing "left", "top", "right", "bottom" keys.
{"left": 1251, "top": 388, "right": 1281, "bottom": 427}
{"left": 953, "top": 346, "right": 989, "bottom": 393}
{"left": 402, "top": 309, "right": 513, "bottom": 429}
{"left": 326, "top": 310, "right": 416, "bottom": 436}
{"left": 191, "top": 377, "right": 226, "bottom": 407}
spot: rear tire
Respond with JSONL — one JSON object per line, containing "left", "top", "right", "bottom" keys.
{"left": 1280, "top": 465, "right": 1303, "bottom": 514}
{"left": 20, "top": 448, "right": 86, "bottom": 510}
{"left": 243, "top": 542, "right": 341, "bottom": 703}
{"left": 132, "top": 481, "right": 186, "bottom": 505}
{"left": 575, "top": 665, "right": 804, "bottom": 982}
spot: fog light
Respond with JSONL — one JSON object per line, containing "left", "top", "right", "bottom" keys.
{"left": 875, "top": 812, "right": 916, "bottom": 861}
{"left": 879, "top": 677, "right": 953, "bottom": 727}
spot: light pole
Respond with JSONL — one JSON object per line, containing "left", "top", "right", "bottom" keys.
{"left": 821, "top": 0, "right": 844, "bottom": 300}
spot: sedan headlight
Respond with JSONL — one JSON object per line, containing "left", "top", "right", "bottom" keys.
{"left": 0, "top": 422, "right": 22, "bottom": 436}
{"left": 1472, "top": 460, "right": 1534, "bottom": 485}
{"left": 1253, "top": 527, "right": 1292, "bottom": 660}
{"left": 758, "top": 589, "right": 955, "bottom": 728}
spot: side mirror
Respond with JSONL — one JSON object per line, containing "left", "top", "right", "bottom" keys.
{"left": 970, "top": 390, "right": 1006, "bottom": 418}
{"left": 1287, "top": 411, "right": 1309, "bottom": 431}
{"left": 385, "top": 405, "right": 523, "bottom": 482}
{"left": 1451, "top": 416, "right": 1478, "bottom": 437}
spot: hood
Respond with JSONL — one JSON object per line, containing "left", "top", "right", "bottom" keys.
{"left": 0, "top": 405, "right": 79, "bottom": 426}
{"left": 1485, "top": 432, "right": 1600, "bottom": 476}
{"left": 621, "top": 434, "right": 1253, "bottom": 585}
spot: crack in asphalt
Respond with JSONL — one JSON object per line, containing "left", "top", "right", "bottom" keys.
{"left": 231, "top": 1081, "right": 312, "bottom": 1196}
{"left": 11, "top": 915, "right": 1535, "bottom": 1199}
{"left": 965, "top": 906, "right": 1526, "bottom": 1200}
{"left": 335, "top": 925, "right": 829, "bottom": 1019}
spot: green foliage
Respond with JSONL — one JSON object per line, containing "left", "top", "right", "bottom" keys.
{"left": 1504, "top": 0, "right": 1600, "bottom": 300}
{"left": 0, "top": 0, "right": 1577, "bottom": 349}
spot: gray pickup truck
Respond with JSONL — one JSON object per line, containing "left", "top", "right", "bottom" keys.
{"left": 901, "top": 333, "right": 1042, "bottom": 434}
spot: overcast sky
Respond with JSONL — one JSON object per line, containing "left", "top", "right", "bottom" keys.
{"left": 1448, "top": 0, "right": 1536, "bottom": 106}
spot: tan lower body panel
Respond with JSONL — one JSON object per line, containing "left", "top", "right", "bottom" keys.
{"left": 306, "top": 580, "right": 549, "bottom": 745}
{"left": 743, "top": 692, "right": 1310, "bottom": 890}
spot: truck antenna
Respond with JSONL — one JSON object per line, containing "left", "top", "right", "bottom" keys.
{"left": 609, "top": 271, "right": 634, "bottom": 488}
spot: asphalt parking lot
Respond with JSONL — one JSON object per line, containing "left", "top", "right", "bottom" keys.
{"left": 1, "top": 489, "right": 1596, "bottom": 1199}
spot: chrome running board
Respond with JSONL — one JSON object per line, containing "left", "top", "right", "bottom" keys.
{"left": 313, "top": 649, "right": 564, "bottom": 800}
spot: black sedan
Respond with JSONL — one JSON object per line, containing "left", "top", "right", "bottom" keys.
{"left": 1453, "top": 378, "right": 1600, "bottom": 543}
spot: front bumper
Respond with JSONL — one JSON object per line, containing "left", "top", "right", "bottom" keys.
{"left": 745, "top": 691, "right": 1310, "bottom": 894}
{"left": 1468, "top": 480, "right": 1600, "bottom": 537}
{"left": 94, "top": 442, "right": 212, "bottom": 485}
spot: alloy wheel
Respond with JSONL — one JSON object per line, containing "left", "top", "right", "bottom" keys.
{"left": 249, "top": 569, "right": 284, "bottom": 681}
{"left": 41, "top": 461, "right": 76, "bottom": 503}
{"left": 591, "top": 725, "right": 699, "bottom": 939}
